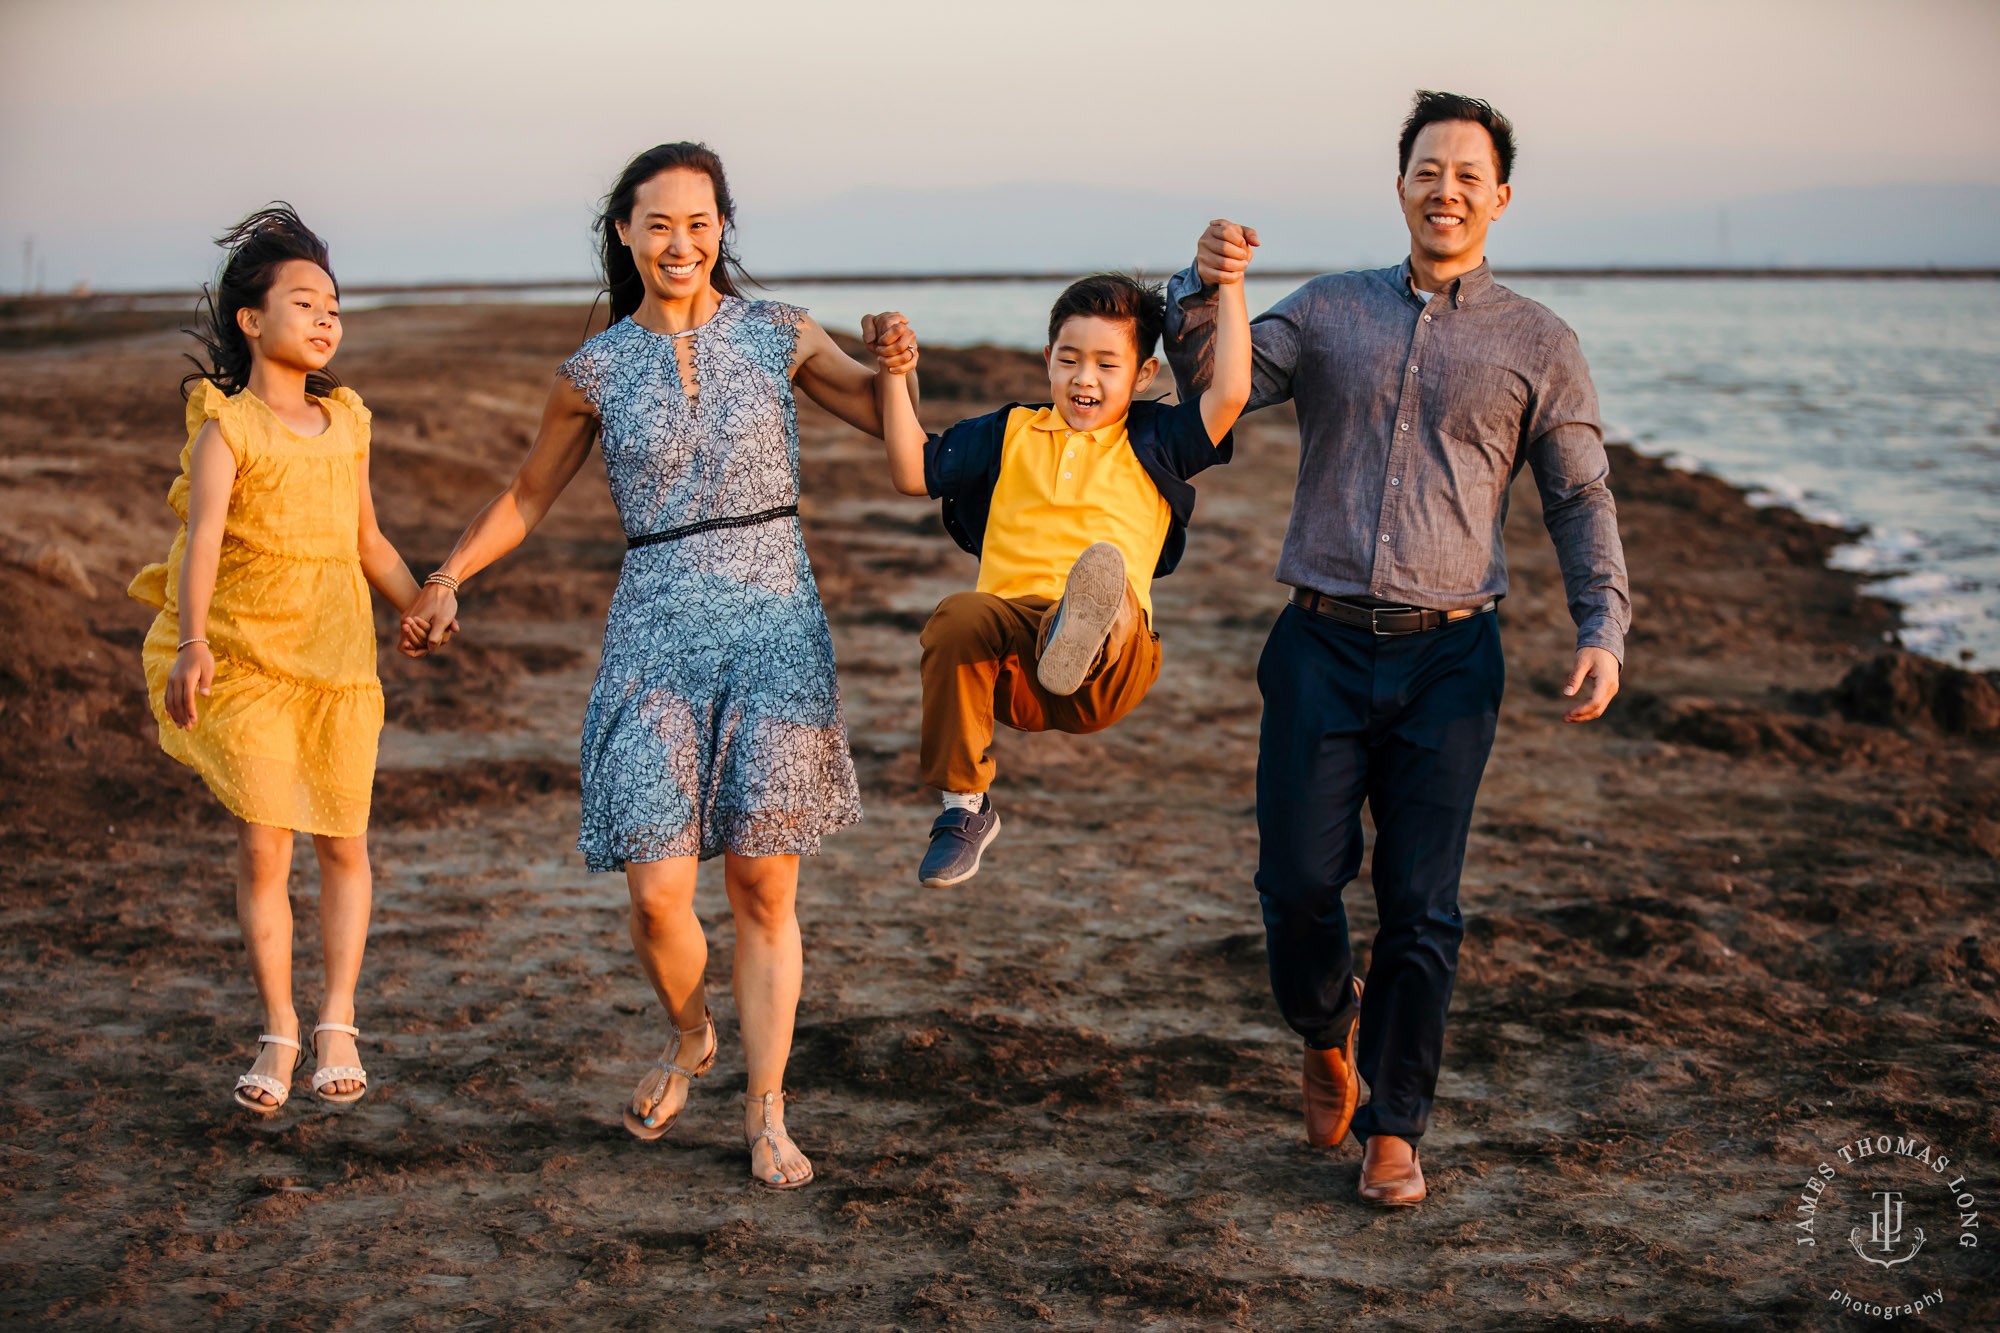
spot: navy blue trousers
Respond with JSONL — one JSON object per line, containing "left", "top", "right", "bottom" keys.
{"left": 1255, "top": 602, "right": 1504, "bottom": 1144}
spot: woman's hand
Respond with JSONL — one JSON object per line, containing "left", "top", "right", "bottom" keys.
{"left": 164, "top": 641, "right": 215, "bottom": 729}
{"left": 399, "top": 584, "right": 460, "bottom": 657}
{"left": 862, "top": 312, "right": 919, "bottom": 374}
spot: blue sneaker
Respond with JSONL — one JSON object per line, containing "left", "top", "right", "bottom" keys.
{"left": 918, "top": 796, "right": 1002, "bottom": 887}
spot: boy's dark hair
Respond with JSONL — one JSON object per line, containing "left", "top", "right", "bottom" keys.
{"left": 1047, "top": 272, "right": 1167, "bottom": 361}
{"left": 1398, "top": 90, "right": 1515, "bottom": 184}
{"left": 181, "top": 203, "right": 339, "bottom": 400}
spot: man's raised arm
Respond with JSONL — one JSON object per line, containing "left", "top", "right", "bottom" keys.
{"left": 1163, "top": 219, "right": 1298, "bottom": 412}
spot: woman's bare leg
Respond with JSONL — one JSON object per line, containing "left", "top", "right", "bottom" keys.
{"left": 236, "top": 821, "right": 298, "bottom": 1104}
{"left": 310, "top": 833, "right": 372, "bottom": 1093}
{"left": 625, "top": 856, "right": 713, "bottom": 1127}
{"left": 724, "top": 853, "right": 810, "bottom": 1184}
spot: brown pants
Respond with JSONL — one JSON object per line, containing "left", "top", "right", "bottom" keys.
{"left": 919, "top": 586, "right": 1161, "bottom": 794}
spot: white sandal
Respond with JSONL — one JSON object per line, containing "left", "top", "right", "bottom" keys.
{"left": 310, "top": 1022, "right": 369, "bottom": 1105}
{"left": 746, "top": 1091, "right": 815, "bottom": 1190}
{"left": 624, "top": 1008, "right": 716, "bottom": 1141}
{"left": 233, "top": 1032, "right": 301, "bottom": 1115}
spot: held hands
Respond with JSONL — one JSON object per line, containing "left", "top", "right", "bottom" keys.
{"left": 398, "top": 583, "right": 461, "bottom": 658}
{"left": 1561, "top": 647, "right": 1621, "bottom": 723}
{"left": 1196, "top": 219, "right": 1259, "bottom": 286}
{"left": 164, "top": 641, "right": 215, "bottom": 730}
{"left": 861, "top": 312, "right": 918, "bottom": 375}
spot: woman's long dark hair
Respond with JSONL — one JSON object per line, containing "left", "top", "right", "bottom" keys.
{"left": 597, "top": 143, "right": 753, "bottom": 329}
{"left": 180, "top": 204, "right": 340, "bottom": 400}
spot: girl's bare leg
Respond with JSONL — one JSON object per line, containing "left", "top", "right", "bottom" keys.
{"left": 236, "top": 821, "right": 298, "bottom": 1104}
{"left": 724, "top": 853, "right": 810, "bottom": 1185}
{"left": 310, "top": 833, "right": 372, "bottom": 1094}
{"left": 626, "top": 856, "right": 713, "bottom": 1126}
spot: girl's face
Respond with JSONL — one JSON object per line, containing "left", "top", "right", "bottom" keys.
{"left": 616, "top": 168, "right": 721, "bottom": 302}
{"left": 237, "top": 259, "right": 341, "bottom": 372}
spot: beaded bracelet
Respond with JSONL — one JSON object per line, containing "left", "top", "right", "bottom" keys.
{"left": 177, "top": 637, "right": 208, "bottom": 650}
{"left": 423, "top": 571, "right": 462, "bottom": 592}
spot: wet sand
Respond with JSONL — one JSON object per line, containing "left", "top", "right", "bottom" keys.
{"left": 2, "top": 303, "right": 1996, "bottom": 1329}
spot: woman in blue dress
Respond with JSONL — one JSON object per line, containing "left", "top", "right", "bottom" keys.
{"left": 403, "top": 143, "right": 918, "bottom": 1189}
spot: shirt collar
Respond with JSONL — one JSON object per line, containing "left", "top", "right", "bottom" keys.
{"left": 1030, "top": 404, "right": 1127, "bottom": 441}
{"left": 1396, "top": 256, "right": 1497, "bottom": 309}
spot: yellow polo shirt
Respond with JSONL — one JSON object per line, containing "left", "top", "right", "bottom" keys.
{"left": 975, "top": 406, "right": 1173, "bottom": 616}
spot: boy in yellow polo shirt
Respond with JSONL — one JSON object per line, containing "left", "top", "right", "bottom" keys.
{"left": 877, "top": 268, "right": 1253, "bottom": 885}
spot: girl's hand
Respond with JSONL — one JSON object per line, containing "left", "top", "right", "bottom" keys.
{"left": 165, "top": 642, "right": 215, "bottom": 729}
{"left": 399, "top": 584, "right": 460, "bottom": 657}
{"left": 861, "top": 312, "right": 919, "bottom": 375}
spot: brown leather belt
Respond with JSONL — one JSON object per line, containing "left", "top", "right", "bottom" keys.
{"left": 1289, "top": 587, "right": 1497, "bottom": 637}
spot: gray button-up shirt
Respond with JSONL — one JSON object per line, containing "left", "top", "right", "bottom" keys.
{"left": 1165, "top": 259, "right": 1630, "bottom": 661}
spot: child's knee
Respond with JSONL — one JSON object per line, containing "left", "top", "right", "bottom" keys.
{"left": 313, "top": 834, "right": 370, "bottom": 872}
{"left": 921, "top": 591, "right": 996, "bottom": 654}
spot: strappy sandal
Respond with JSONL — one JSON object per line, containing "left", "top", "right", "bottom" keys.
{"left": 746, "top": 1090, "right": 815, "bottom": 1190}
{"left": 310, "top": 1022, "right": 369, "bottom": 1106}
{"left": 233, "top": 1032, "right": 302, "bottom": 1115}
{"left": 623, "top": 1008, "right": 716, "bottom": 1141}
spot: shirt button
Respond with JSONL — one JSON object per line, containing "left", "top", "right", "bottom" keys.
{"left": 1380, "top": 533, "right": 1390, "bottom": 542}
{"left": 1399, "top": 423, "right": 1408, "bottom": 431}
{"left": 1423, "top": 314, "right": 1432, "bottom": 322}
{"left": 1063, "top": 471, "right": 1072, "bottom": 479}
{"left": 1409, "top": 365, "right": 1418, "bottom": 373}
{"left": 1391, "top": 478, "right": 1401, "bottom": 486}
{"left": 1066, "top": 450, "right": 1075, "bottom": 457}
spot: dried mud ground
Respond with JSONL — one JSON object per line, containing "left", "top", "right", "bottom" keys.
{"left": 2, "top": 303, "right": 1997, "bottom": 1331}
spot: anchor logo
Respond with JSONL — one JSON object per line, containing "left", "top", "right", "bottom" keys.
{"left": 1850, "top": 1190, "right": 1925, "bottom": 1268}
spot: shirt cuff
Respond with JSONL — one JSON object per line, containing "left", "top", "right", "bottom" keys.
{"left": 1166, "top": 264, "right": 1216, "bottom": 310}
{"left": 1577, "top": 625, "right": 1626, "bottom": 666}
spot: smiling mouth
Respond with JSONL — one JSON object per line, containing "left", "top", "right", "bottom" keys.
{"left": 1427, "top": 214, "right": 1465, "bottom": 228}
{"left": 308, "top": 337, "right": 330, "bottom": 351}
{"left": 663, "top": 261, "right": 699, "bottom": 277}
{"left": 1070, "top": 394, "right": 1101, "bottom": 412}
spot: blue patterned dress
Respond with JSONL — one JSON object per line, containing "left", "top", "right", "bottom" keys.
{"left": 560, "top": 298, "right": 861, "bottom": 870}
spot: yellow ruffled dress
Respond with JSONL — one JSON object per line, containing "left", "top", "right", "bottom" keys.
{"left": 128, "top": 381, "right": 385, "bottom": 837}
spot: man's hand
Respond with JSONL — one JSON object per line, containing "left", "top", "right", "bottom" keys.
{"left": 1561, "top": 647, "right": 1621, "bottom": 723}
{"left": 1196, "top": 219, "right": 1259, "bottom": 286}
{"left": 861, "top": 312, "right": 918, "bottom": 375}
{"left": 399, "top": 583, "right": 461, "bottom": 658}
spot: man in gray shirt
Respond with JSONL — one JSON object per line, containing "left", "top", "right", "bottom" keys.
{"left": 1164, "top": 90, "right": 1630, "bottom": 1206}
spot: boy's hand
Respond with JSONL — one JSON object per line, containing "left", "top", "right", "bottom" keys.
{"left": 862, "top": 312, "right": 919, "bottom": 375}
{"left": 1196, "top": 219, "right": 1259, "bottom": 285}
{"left": 165, "top": 641, "right": 215, "bottom": 730}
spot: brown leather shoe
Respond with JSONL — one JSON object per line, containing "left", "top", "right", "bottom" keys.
{"left": 1358, "top": 1137, "right": 1426, "bottom": 1207}
{"left": 1301, "top": 1027, "right": 1359, "bottom": 1149}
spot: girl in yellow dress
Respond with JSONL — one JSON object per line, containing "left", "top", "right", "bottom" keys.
{"left": 129, "top": 206, "right": 432, "bottom": 1115}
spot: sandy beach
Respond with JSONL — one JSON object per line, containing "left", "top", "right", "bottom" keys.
{"left": 2, "top": 301, "right": 1996, "bottom": 1329}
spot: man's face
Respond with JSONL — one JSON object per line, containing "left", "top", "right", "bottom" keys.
{"left": 1397, "top": 119, "right": 1512, "bottom": 270}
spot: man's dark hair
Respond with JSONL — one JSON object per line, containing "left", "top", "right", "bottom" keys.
{"left": 1398, "top": 90, "right": 1515, "bottom": 184}
{"left": 1047, "top": 272, "right": 1166, "bottom": 360}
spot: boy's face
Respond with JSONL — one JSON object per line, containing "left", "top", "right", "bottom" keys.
{"left": 1045, "top": 315, "right": 1158, "bottom": 433}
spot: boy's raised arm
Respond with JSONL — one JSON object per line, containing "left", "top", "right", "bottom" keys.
{"left": 869, "top": 313, "right": 929, "bottom": 496}
{"left": 1198, "top": 243, "right": 1255, "bottom": 444}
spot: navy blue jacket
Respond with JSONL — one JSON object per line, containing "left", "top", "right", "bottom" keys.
{"left": 922, "top": 397, "right": 1233, "bottom": 579}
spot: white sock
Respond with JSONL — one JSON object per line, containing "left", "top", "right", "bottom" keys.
{"left": 941, "top": 791, "right": 983, "bottom": 812}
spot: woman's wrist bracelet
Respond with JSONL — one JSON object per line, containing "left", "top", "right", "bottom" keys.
{"left": 423, "top": 571, "right": 462, "bottom": 593}
{"left": 177, "top": 637, "right": 207, "bottom": 650}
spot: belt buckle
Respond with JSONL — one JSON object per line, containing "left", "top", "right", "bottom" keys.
{"left": 1369, "top": 606, "right": 1397, "bottom": 637}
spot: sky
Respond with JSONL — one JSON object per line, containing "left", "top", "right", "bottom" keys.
{"left": 4, "top": 0, "right": 1999, "bottom": 289}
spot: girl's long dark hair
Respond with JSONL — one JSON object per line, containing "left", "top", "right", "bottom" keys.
{"left": 180, "top": 204, "right": 340, "bottom": 400}
{"left": 597, "top": 143, "right": 753, "bottom": 329}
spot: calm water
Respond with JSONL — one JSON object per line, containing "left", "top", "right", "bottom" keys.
{"left": 763, "top": 277, "right": 2000, "bottom": 669}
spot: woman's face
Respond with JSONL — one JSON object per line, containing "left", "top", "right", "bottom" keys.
{"left": 615, "top": 168, "right": 722, "bottom": 302}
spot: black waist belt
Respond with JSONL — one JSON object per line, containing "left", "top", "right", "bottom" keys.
{"left": 627, "top": 504, "right": 798, "bottom": 550}
{"left": 1289, "top": 586, "right": 1497, "bottom": 636}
